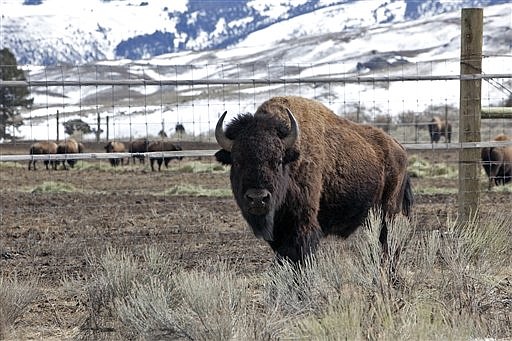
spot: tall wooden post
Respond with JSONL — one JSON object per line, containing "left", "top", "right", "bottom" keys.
{"left": 56, "top": 110, "right": 60, "bottom": 142}
{"left": 106, "top": 116, "right": 110, "bottom": 141}
{"left": 96, "top": 112, "right": 101, "bottom": 142}
{"left": 458, "top": 8, "right": 483, "bottom": 223}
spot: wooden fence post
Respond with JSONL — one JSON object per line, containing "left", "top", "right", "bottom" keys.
{"left": 458, "top": 8, "right": 483, "bottom": 223}
{"left": 56, "top": 110, "right": 60, "bottom": 142}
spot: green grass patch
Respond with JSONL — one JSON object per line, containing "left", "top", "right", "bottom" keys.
{"left": 0, "top": 161, "right": 24, "bottom": 169}
{"left": 488, "top": 184, "right": 512, "bottom": 193}
{"left": 408, "top": 155, "right": 458, "bottom": 179}
{"left": 171, "top": 161, "right": 228, "bottom": 174}
{"left": 30, "top": 181, "right": 78, "bottom": 193}
{"left": 75, "top": 160, "right": 227, "bottom": 174}
{"left": 413, "top": 186, "right": 457, "bottom": 195}
{"left": 162, "top": 184, "right": 232, "bottom": 197}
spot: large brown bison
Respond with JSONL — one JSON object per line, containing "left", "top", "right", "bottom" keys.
{"left": 28, "top": 141, "right": 58, "bottom": 170}
{"left": 148, "top": 141, "right": 183, "bottom": 172}
{"left": 56, "top": 138, "right": 82, "bottom": 170}
{"left": 428, "top": 116, "right": 452, "bottom": 143}
{"left": 128, "top": 138, "right": 150, "bottom": 164}
{"left": 215, "top": 96, "right": 413, "bottom": 263}
{"left": 481, "top": 134, "right": 512, "bottom": 190}
{"left": 104, "top": 141, "right": 126, "bottom": 167}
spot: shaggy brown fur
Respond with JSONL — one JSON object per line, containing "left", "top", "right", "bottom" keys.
{"left": 481, "top": 134, "right": 512, "bottom": 190}
{"left": 148, "top": 141, "right": 183, "bottom": 171}
{"left": 428, "top": 116, "right": 452, "bottom": 143}
{"left": 128, "top": 139, "right": 149, "bottom": 164}
{"left": 28, "top": 141, "right": 58, "bottom": 170}
{"left": 215, "top": 96, "right": 413, "bottom": 262}
{"left": 104, "top": 141, "right": 126, "bottom": 167}
{"left": 56, "top": 139, "right": 82, "bottom": 170}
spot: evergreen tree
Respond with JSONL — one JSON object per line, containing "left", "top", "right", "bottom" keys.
{"left": 63, "top": 119, "right": 92, "bottom": 136}
{"left": 0, "top": 48, "right": 33, "bottom": 140}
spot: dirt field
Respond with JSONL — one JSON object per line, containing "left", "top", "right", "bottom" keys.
{"left": 0, "top": 143, "right": 511, "bottom": 339}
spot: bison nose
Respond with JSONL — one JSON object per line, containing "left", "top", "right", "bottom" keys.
{"left": 244, "top": 189, "right": 271, "bottom": 215}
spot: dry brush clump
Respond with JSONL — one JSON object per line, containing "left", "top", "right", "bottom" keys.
{"left": 0, "top": 276, "right": 40, "bottom": 339}
{"left": 76, "top": 209, "right": 512, "bottom": 340}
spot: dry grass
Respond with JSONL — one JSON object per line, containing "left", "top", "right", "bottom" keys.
{"left": 63, "top": 209, "right": 512, "bottom": 340}
{"left": 0, "top": 277, "right": 40, "bottom": 339}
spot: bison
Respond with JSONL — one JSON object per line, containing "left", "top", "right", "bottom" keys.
{"left": 128, "top": 138, "right": 150, "bottom": 165}
{"left": 28, "top": 141, "right": 58, "bottom": 170}
{"left": 215, "top": 96, "right": 413, "bottom": 263}
{"left": 428, "top": 116, "right": 452, "bottom": 143}
{"left": 481, "top": 134, "right": 512, "bottom": 190}
{"left": 104, "top": 141, "right": 126, "bottom": 167}
{"left": 148, "top": 141, "right": 183, "bottom": 172}
{"left": 56, "top": 138, "right": 82, "bottom": 170}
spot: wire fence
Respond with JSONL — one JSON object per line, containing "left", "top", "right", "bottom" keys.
{"left": 1, "top": 61, "right": 511, "bottom": 201}
{"left": 1, "top": 62, "right": 512, "bottom": 152}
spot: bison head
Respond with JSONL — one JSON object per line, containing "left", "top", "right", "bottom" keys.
{"left": 215, "top": 109, "right": 300, "bottom": 241}
{"left": 104, "top": 142, "right": 114, "bottom": 152}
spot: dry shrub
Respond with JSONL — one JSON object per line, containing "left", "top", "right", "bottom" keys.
{"left": 78, "top": 209, "right": 512, "bottom": 340}
{"left": 0, "top": 276, "right": 40, "bottom": 339}
{"left": 269, "top": 209, "right": 511, "bottom": 340}
{"left": 116, "top": 260, "right": 247, "bottom": 340}
{"left": 78, "top": 247, "right": 141, "bottom": 340}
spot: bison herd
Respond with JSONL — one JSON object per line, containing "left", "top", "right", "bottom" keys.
{"left": 28, "top": 139, "right": 84, "bottom": 170}
{"left": 28, "top": 138, "right": 183, "bottom": 172}
{"left": 427, "top": 116, "right": 511, "bottom": 189}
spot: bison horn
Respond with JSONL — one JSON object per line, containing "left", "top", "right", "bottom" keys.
{"left": 283, "top": 108, "right": 299, "bottom": 148}
{"left": 215, "top": 111, "right": 233, "bottom": 152}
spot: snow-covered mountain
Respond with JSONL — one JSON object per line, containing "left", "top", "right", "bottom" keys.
{"left": 1, "top": 0, "right": 509, "bottom": 65}
{"left": 1, "top": 0, "right": 511, "bottom": 141}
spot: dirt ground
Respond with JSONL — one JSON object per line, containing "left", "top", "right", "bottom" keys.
{"left": 0, "top": 143, "right": 511, "bottom": 339}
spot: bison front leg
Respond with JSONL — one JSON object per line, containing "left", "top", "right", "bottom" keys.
{"left": 269, "top": 224, "right": 322, "bottom": 263}
{"left": 488, "top": 164, "right": 501, "bottom": 190}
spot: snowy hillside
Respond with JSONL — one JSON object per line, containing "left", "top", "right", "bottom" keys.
{"left": 1, "top": 0, "right": 510, "bottom": 141}
{"left": 1, "top": 0, "right": 509, "bottom": 65}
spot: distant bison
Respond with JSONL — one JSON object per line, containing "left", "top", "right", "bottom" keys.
{"left": 428, "top": 116, "right": 452, "bottom": 143}
{"left": 104, "top": 141, "right": 126, "bottom": 167}
{"left": 56, "top": 138, "right": 82, "bottom": 170}
{"left": 128, "top": 138, "right": 150, "bottom": 165}
{"left": 481, "top": 134, "right": 512, "bottom": 190}
{"left": 175, "top": 123, "right": 185, "bottom": 136}
{"left": 215, "top": 96, "right": 413, "bottom": 262}
{"left": 28, "top": 141, "right": 58, "bottom": 170}
{"left": 148, "top": 141, "right": 183, "bottom": 172}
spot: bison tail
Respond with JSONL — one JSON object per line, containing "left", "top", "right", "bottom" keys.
{"left": 401, "top": 174, "right": 414, "bottom": 217}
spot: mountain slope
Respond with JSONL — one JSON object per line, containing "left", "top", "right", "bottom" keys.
{"left": 12, "top": 2, "right": 511, "bottom": 141}
{"left": 1, "top": 0, "right": 509, "bottom": 65}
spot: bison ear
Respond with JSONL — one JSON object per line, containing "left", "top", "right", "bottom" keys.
{"left": 215, "top": 149, "right": 232, "bottom": 165}
{"left": 283, "top": 147, "right": 299, "bottom": 164}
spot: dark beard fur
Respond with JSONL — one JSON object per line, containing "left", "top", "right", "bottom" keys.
{"left": 244, "top": 210, "right": 275, "bottom": 241}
